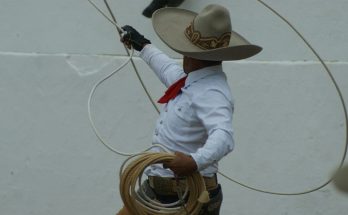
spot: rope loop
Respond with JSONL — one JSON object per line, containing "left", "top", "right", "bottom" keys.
{"left": 119, "top": 152, "right": 209, "bottom": 215}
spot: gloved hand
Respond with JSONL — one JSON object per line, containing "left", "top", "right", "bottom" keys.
{"left": 142, "top": 0, "right": 168, "bottom": 18}
{"left": 142, "top": 0, "right": 185, "bottom": 18}
{"left": 121, "top": 25, "right": 151, "bottom": 51}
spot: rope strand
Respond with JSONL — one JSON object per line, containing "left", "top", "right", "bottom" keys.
{"left": 119, "top": 152, "right": 209, "bottom": 214}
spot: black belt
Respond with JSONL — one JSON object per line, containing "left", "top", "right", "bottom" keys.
{"left": 148, "top": 174, "right": 218, "bottom": 196}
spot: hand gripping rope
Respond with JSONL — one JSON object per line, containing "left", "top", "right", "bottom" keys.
{"left": 120, "top": 152, "right": 210, "bottom": 214}
{"left": 87, "top": 1, "right": 348, "bottom": 212}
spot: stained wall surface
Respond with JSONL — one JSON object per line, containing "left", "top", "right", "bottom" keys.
{"left": 1, "top": 0, "right": 347, "bottom": 214}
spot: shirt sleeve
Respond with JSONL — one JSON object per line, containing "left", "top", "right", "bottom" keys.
{"left": 139, "top": 44, "right": 185, "bottom": 87}
{"left": 190, "top": 89, "right": 235, "bottom": 171}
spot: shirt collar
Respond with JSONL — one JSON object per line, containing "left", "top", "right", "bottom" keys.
{"left": 185, "top": 65, "right": 223, "bottom": 86}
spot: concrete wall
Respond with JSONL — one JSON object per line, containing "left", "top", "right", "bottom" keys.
{"left": 1, "top": 0, "right": 347, "bottom": 214}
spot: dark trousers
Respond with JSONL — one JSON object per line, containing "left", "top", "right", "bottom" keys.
{"left": 140, "top": 180, "right": 223, "bottom": 215}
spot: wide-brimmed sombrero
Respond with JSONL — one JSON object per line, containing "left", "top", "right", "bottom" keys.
{"left": 152, "top": 4, "right": 262, "bottom": 61}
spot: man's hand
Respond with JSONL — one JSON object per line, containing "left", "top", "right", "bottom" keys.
{"left": 163, "top": 151, "right": 198, "bottom": 177}
{"left": 121, "top": 25, "right": 151, "bottom": 51}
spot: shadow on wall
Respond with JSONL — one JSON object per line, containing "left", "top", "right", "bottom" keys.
{"left": 333, "top": 165, "right": 348, "bottom": 194}
{"left": 142, "top": 0, "right": 185, "bottom": 18}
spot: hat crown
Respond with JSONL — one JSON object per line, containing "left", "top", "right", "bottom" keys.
{"left": 193, "top": 4, "right": 232, "bottom": 39}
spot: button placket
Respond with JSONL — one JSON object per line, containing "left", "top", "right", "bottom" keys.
{"left": 155, "top": 107, "right": 168, "bottom": 136}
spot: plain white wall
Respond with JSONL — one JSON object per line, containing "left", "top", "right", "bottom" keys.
{"left": 1, "top": 0, "right": 347, "bottom": 214}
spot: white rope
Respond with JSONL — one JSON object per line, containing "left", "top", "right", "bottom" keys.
{"left": 88, "top": 0, "right": 124, "bottom": 32}
{"left": 87, "top": 2, "right": 195, "bottom": 213}
{"left": 87, "top": 46, "right": 136, "bottom": 156}
{"left": 87, "top": 0, "right": 348, "bottom": 197}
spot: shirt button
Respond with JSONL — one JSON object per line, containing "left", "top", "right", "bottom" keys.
{"left": 160, "top": 120, "right": 163, "bottom": 124}
{"left": 178, "top": 108, "right": 182, "bottom": 111}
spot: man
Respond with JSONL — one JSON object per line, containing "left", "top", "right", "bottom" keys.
{"left": 118, "top": 4, "right": 262, "bottom": 215}
{"left": 142, "top": 0, "right": 185, "bottom": 18}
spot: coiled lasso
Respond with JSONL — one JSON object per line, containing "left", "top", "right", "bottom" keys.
{"left": 119, "top": 151, "right": 210, "bottom": 215}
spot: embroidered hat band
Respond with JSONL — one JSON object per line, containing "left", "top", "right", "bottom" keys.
{"left": 185, "top": 22, "right": 231, "bottom": 50}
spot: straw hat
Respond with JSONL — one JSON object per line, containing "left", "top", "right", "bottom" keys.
{"left": 152, "top": 4, "right": 262, "bottom": 61}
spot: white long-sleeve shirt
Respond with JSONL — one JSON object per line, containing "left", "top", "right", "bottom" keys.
{"left": 140, "top": 45, "right": 234, "bottom": 177}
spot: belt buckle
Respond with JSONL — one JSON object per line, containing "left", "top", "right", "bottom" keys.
{"left": 150, "top": 176, "right": 177, "bottom": 195}
{"left": 149, "top": 175, "right": 218, "bottom": 194}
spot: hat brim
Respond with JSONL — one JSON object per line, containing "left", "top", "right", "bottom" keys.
{"left": 152, "top": 7, "right": 262, "bottom": 61}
